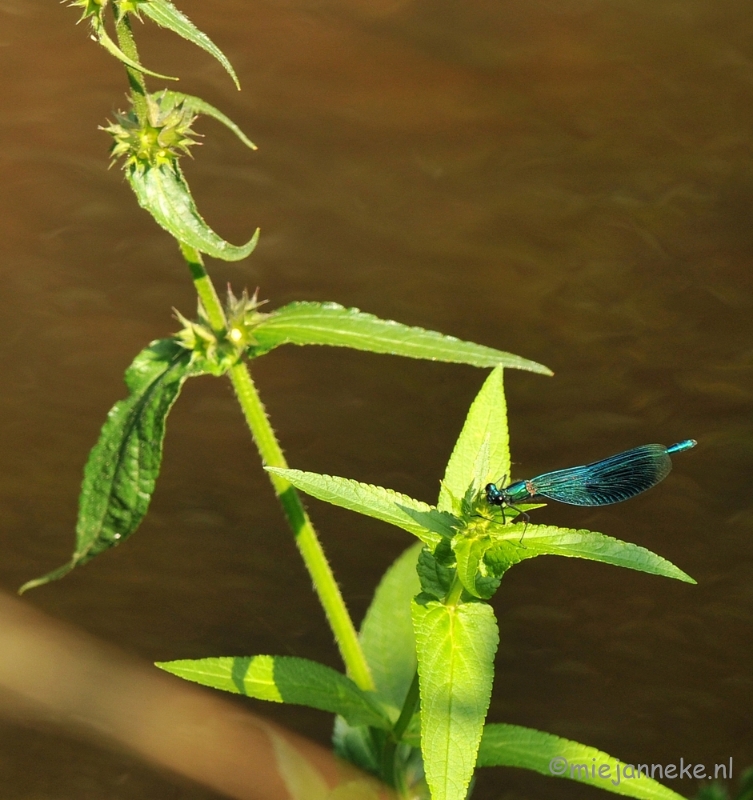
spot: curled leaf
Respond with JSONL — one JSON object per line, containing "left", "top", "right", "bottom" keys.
{"left": 127, "top": 161, "right": 259, "bottom": 261}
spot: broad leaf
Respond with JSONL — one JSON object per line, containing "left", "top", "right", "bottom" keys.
{"left": 250, "top": 302, "right": 552, "bottom": 375}
{"left": 485, "top": 523, "right": 695, "bottom": 583}
{"left": 416, "top": 542, "right": 456, "bottom": 600}
{"left": 21, "top": 339, "right": 196, "bottom": 593}
{"left": 333, "top": 543, "right": 423, "bottom": 776}
{"left": 266, "top": 468, "right": 457, "bottom": 546}
{"left": 127, "top": 161, "right": 259, "bottom": 262}
{"left": 478, "top": 724, "right": 687, "bottom": 800}
{"left": 162, "top": 91, "right": 256, "bottom": 150}
{"left": 140, "top": 0, "right": 240, "bottom": 89}
{"left": 439, "top": 365, "right": 510, "bottom": 515}
{"left": 358, "top": 542, "right": 422, "bottom": 710}
{"left": 452, "top": 535, "right": 499, "bottom": 599}
{"left": 157, "top": 655, "right": 391, "bottom": 730}
{"left": 412, "top": 599, "right": 499, "bottom": 800}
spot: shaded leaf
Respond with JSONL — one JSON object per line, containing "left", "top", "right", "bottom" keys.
{"left": 413, "top": 599, "right": 499, "bottom": 800}
{"left": 478, "top": 723, "right": 687, "bottom": 800}
{"left": 266, "top": 468, "right": 457, "bottom": 546}
{"left": 140, "top": 0, "right": 240, "bottom": 89}
{"left": 157, "top": 655, "right": 391, "bottom": 729}
{"left": 416, "top": 542, "right": 455, "bottom": 600}
{"left": 21, "top": 339, "right": 196, "bottom": 592}
{"left": 250, "top": 302, "right": 552, "bottom": 375}
{"left": 127, "top": 161, "right": 259, "bottom": 261}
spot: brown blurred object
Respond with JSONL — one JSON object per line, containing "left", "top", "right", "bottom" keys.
{"left": 0, "top": 591, "right": 392, "bottom": 800}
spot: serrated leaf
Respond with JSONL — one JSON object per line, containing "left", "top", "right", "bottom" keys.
{"left": 416, "top": 542, "right": 455, "bottom": 599}
{"left": 92, "top": 14, "right": 179, "bottom": 80}
{"left": 477, "top": 724, "right": 688, "bottom": 800}
{"left": 140, "top": 0, "right": 240, "bottom": 89}
{"left": 127, "top": 161, "right": 259, "bottom": 261}
{"left": 438, "top": 366, "right": 510, "bottom": 515}
{"left": 485, "top": 523, "right": 695, "bottom": 583}
{"left": 156, "top": 655, "right": 391, "bottom": 730}
{"left": 266, "top": 468, "right": 457, "bottom": 546}
{"left": 250, "top": 302, "right": 552, "bottom": 375}
{"left": 162, "top": 90, "right": 256, "bottom": 149}
{"left": 412, "top": 599, "right": 499, "bottom": 800}
{"left": 359, "top": 542, "right": 422, "bottom": 710}
{"left": 453, "top": 535, "right": 499, "bottom": 599}
{"left": 20, "top": 339, "right": 196, "bottom": 593}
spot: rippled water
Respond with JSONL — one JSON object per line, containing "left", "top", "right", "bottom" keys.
{"left": 1, "top": 0, "right": 751, "bottom": 797}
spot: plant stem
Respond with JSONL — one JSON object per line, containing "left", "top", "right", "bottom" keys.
{"left": 445, "top": 576, "right": 465, "bottom": 606}
{"left": 180, "top": 244, "right": 374, "bottom": 692}
{"left": 113, "top": 11, "right": 148, "bottom": 122}
{"left": 393, "top": 671, "right": 420, "bottom": 742}
{"left": 228, "top": 362, "right": 374, "bottom": 692}
{"left": 380, "top": 671, "right": 420, "bottom": 790}
{"left": 179, "top": 243, "right": 226, "bottom": 330}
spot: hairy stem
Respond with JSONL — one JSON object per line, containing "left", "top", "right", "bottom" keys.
{"left": 181, "top": 244, "right": 374, "bottom": 692}
{"left": 228, "top": 362, "right": 374, "bottom": 691}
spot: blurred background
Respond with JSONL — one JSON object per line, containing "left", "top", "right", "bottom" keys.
{"left": 0, "top": 0, "right": 751, "bottom": 797}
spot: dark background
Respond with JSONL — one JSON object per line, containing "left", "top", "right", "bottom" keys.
{"left": 0, "top": 0, "right": 751, "bottom": 797}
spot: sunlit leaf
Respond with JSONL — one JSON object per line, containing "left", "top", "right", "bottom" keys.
{"left": 438, "top": 365, "right": 510, "bottom": 515}
{"left": 250, "top": 302, "right": 552, "bottom": 375}
{"left": 162, "top": 91, "right": 256, "bottom": 149}
{"left": 157, "top": 655, "right": 391, "bottom": 729}
{"left": 484, "top": 523, "right": 695, "bottom": 583}
{"left": 127, "top": 161, "right": 259, "bottom": 261}
{"left": 478, "top": 724, "right": 687, "bottom": 799}
{"left": 413, "top": 599, "right": 498, "bottom": 800}
{"left": 92, "top": 13, "right": 179, "bottom": 80}
{"left": 266, "top": 468, "right": 457, "bottom": 546}
{"left": 140, "top": 0, "right": 240, "bottom": 89}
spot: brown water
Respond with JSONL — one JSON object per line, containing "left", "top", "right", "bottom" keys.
{"left": 1, "top": 0, "right": 752, "bottom": 797}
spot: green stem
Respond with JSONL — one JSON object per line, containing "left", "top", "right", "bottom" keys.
{"left": 179, "top": 244, "right": 374, "bottom": 692}
{"left": 381, "top": 671, "right": 421, "bottom": 790}
{"left": 179, "top": 243, "right": 225, "bottom": 330}
{"left": 228, "top": 362, "right": 374, "bottom": 692}
{"left": 445, "top": 575, "right": 464, "bottom": 606}
{"left": 114, "top": 12, "right": 148, "bottom": 122}
{"left": 393, "top": 670, "right": 420, "bottom": 742}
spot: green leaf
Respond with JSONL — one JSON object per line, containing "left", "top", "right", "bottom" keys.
{"left": 250, "top": 302, "right": 552, "bottom": 375}
{"left": 452, "top": 535, "right": 499, "bottom": 599}
{"left": 127, "top": 162, "right": 259, "bottom": 261}
{"left": 333, "top": 543, "right": 423, "bottom": 776}
{"left": 412, "top": 599, "right": 499, "bottom": 800}
{"left": 477, "top": 724, "right": 688, "bottom": 800}
{"left": 139, "top": 0, "right": 240, "bottom": 89}
{"left": 266, "top": 468, "right": 458, "bottom": 546}
{"left": 162, "top": 91, "right": 256, "bottom": 150}
{"left": 416, "top": 541, "right": 455, "bottom": 600}
{"left": 20, "top": 339, "right": 196, "bottom": 593}
{"left": 156, "top": 655, "right": 391, "bottom": 730}
{"left": 358, "top": 542, "right": 422, "bottom": 710}
{"left": 438, "top": 366, "right": 510, "bottom": 515}
{"left": 484, "top": 524, "right": 696, "bottom": 583}
{"left": 91, "top": 14, "right": 179, "bottom": 80}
